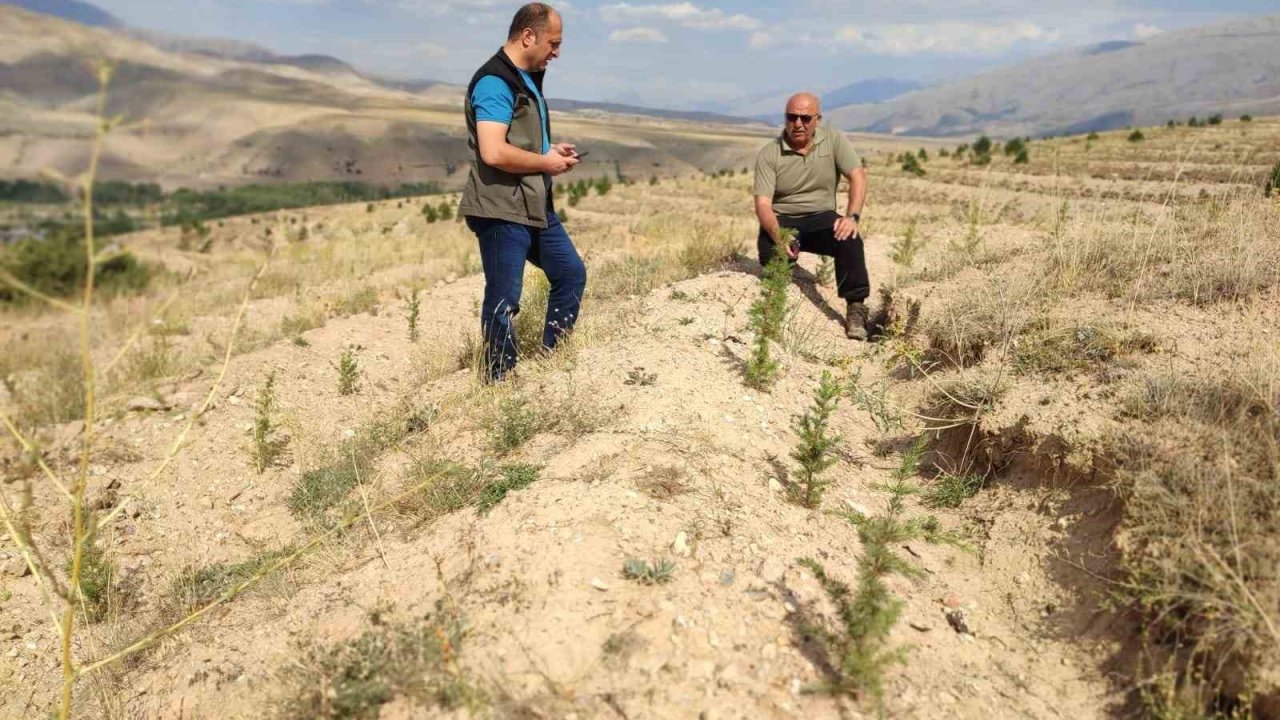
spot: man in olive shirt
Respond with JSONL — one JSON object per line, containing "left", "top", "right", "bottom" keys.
{"left": 753, "top": 92, "right": 870, "bottom": 339}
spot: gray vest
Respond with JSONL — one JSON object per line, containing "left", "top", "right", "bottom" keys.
{"left": 458, "top": 50, "right": 552, "bottom": 229}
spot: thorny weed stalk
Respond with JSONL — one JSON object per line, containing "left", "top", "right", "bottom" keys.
{"left": 745, "top": 229, "right": 794, "bottom": 389}
{"left": 789, "top": 371, "right": 842, "bottom": 509}
{"left": 407, "top": 289, "right": 421, "bottom": 343}
{"left": 337, "top": 346, "right": 360, "bottom": 395}
{"left": 798, "top": 437, "right": 946, "bottom": 705}
{"left": 846, "top": 367, "right": 903, "bottom": 434}
{"left": 0, "top": 64, "right": 277, "bottom": 720}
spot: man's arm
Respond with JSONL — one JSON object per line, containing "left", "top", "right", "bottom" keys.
{"left": 754, "top": 195, "right": 780, "bottom": 244}
{"left": 476, "top": 122, "right": 578, "bottom": 176}
{"left": 754, "top": 195, "right": 798, "bottom": 260}
{"left": 833, "top": 166, "right": 868, "bottom": 241}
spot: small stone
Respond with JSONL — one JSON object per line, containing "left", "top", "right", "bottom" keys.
{"left": 842, "top": 498, "right": 870, "bottom": 517}
{"left": 945, "top": 609, "right": 972, "bottom": 635}
{"left": 909, "top": 622, "right": 933, "bottom": 632}
{"left": 127, "top": 396, "right": 170, "bottom": 412}
{"left": 719, "top": 570, "right": 736, "bottom": 586}
{"left": 941, "top": 593, "right": 964, "bottom": 609}
{"left": 2, "top": 557, "right": 30, "bottom": 578}
{"left": 590, "top": 578, "right": 610, "bottom": 591}
{"left": 767, "top": 477, "right": 784, "bottom": 494}
{"left": 758, "top": 557, "right": 786, "bottom": 584}
{"left": 673, "top": 532, "right": 691, "bottom": 557}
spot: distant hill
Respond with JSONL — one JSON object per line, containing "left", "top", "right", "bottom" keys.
{"left": 725, "top": 78, "right": 923, "bottom": 120}
{"left": 2, "top": 0, "right": 118, "bottom": 27}
{"left": 823, "top": 78, "right": 925, "bottom": 110}
{"left": 0, "top": 4, "right": 771, "bottom": 190}
{"left": 824, "top": 14, "right": 1280, "bottom": 138}
{"left": 549, "top": 98, "right": 765, "bottom": 127}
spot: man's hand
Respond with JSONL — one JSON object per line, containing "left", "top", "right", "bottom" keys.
{"left": 551, "top": 143, "right": 577, "bottom": 158}
{"left": 779, "top": 238, "right": 799, "bottom": 260}
{"left": 543, "top": 148, "right": 580, "bottom": 176}
{"left": 833, "top": 216, "right": 860, "bottom": 241}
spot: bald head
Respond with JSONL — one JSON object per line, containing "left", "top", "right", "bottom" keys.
{"left": 786, "top": 93, "right": 821, "bottom": 115}
{"left": 782, "top": 92, "right": 822, "bottom": 150}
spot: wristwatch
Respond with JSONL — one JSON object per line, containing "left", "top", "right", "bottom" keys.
{"left": 847, "top": 212, "right": 861, "bottom": 222}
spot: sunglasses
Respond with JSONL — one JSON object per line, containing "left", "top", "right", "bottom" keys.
{"left": 785, "top": 113, "right": 819, "bottom": 124}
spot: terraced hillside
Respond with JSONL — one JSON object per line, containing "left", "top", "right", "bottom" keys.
{"left": 1, "top": 115, "right": 1278, "bottom": 719}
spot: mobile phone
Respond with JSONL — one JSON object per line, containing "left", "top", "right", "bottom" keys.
{"left": 574, "top": 150, "right": 589, "bottom": 159}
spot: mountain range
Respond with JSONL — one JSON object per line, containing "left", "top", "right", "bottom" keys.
{"left": 824, "top": 15, "right": 1280, "bottom": 137}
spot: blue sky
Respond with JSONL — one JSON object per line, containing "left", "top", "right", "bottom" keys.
{"left": 89, "top": 0, "right": 1280, "bottom": 111}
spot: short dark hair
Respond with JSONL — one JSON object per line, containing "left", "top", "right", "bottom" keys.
{"left": 507, "top": 3, "right": 556, "bottom": 41}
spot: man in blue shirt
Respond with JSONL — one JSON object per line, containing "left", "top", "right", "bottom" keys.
{"left": 458, "top": 3, "right": 584, "bottom": 382}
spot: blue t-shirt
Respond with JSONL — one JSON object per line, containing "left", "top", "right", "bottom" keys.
{"left": 471, "top": 70, "right": 550, "bottom": 154}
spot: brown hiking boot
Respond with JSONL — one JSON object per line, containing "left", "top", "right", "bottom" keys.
{"left": 845, "top": 301, "right": 869, "bottom": 340}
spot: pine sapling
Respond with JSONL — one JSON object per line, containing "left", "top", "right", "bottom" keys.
{"left": 337, "top": 347, "right": 359, "bottom": 395}
{"left": 407, "top": 290, "right": 421, "bottom": 343}
{"left": 745, "top": 230, "right": 794, "bottom": 389}
{"left": 889, "top": 217, "right": 925, "bottom": 273}
{"left": 1266, "top": 161, "right": 1280, "bottom": 198}
{"left": 798, "top": 437, "right": 940, "bottom": 704}
{"left": 252, "top": 370, "right": 279, "bottom": 472}
{"left": 790, "top": 370, "right": 841, "bottom": 508}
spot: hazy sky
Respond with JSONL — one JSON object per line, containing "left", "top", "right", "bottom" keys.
{"left": 88, "top": 0, "right": 1280, "bottom": 110}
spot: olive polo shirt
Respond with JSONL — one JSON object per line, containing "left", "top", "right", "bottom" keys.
{"left": 752, "top": 125, "right": 860, "bottom": 215}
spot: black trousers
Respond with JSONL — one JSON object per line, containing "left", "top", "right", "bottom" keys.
{"left": 757, "top": 210, "right": 870, "bottom": 302}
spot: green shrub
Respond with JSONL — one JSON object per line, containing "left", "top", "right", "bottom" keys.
{"left": 278, "top": 609, "right": 482, "bottom": 719}
{"left": 1266, "top": 162, "right": 1280, "bottom": 198}
{"left": 900, "top": 153, "right": 925, "bottom": 177}
{"left": 1013, "top": 148, "right": 1029, "bottom": 164}
{"left": 1207, "top": 113, "right": 1223, "bottom": 126}
{"left": 1240, "top": 114, "right": 1253, "bottom": 123}
{"left": 971, "top": 136, "right": 992, "bottom": 156}
{"left": 0, "top": 229, "right": 150, "bottom": 305}
{"left": 1086, "top": 131, "right": 1100, "bottom": 141}
{"left": 475, "top": 464, "right": 540, "bottom": 515}
{"left": 0, "top": 179, "right": 69, "bottom": 203}
{"left": 1128, "top": 129, "right": 1145, "bottom": 142}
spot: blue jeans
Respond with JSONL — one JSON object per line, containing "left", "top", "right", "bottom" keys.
{"left": 465, "top": 211, "right": 586, "bottom": 381}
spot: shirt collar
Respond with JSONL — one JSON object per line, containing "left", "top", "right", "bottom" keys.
{"left": 778, "top": 126, "right": 825, "bottom": 154}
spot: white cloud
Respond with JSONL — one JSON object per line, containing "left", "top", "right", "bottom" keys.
{"left": 748, "top": 31, "right": 773, "bottom": 49}
{"left": 835, "top": 21, "right": 1058, "bottom": 56}
{"left": 600, "top": 3, "right": 761, "bottom": 31}
{"left": 1132, "top": 22, "right": 1163, "bottom": 39}
{"left": 609, "top": 27, "right": 670, "bottom": 43}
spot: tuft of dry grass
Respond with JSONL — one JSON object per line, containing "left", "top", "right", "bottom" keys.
{"left": 1111, "top": 342, "right": 1279, "bottom": 709}
{"left": 276, "top": 602, "right": 484, "bottom": 719}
